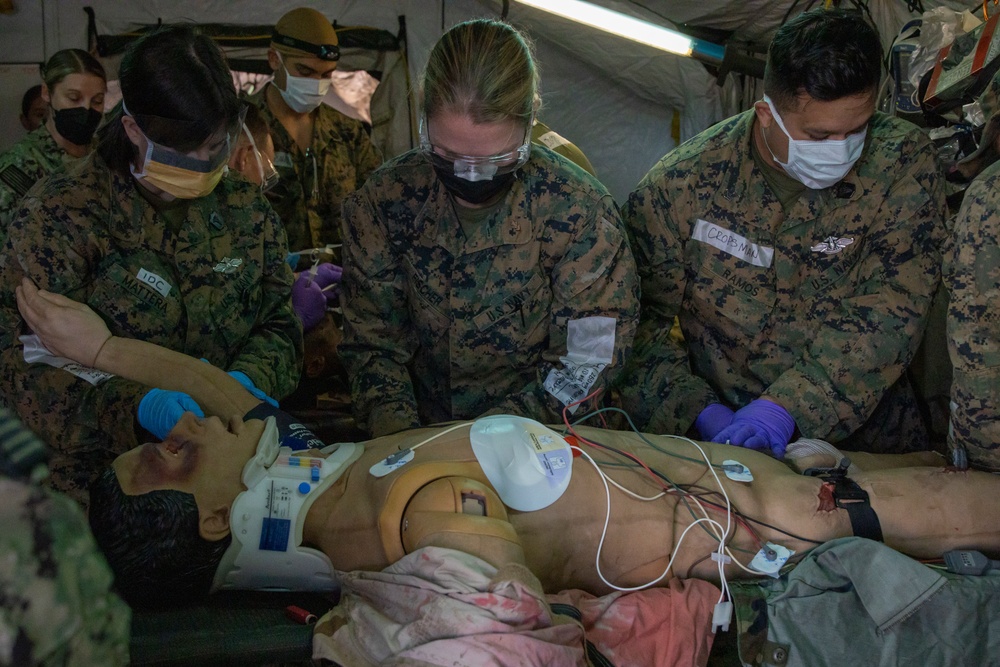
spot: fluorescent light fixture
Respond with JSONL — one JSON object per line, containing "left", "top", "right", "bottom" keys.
{"left": 515, "top": 0, "right": 694, "bottom": 57}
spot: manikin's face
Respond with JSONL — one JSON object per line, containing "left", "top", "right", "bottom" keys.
{"left": 113, "top": 412, "right": 264, "bottom": 513}
{"left": 753, "top": 91, "right": 875, "bottom": 165}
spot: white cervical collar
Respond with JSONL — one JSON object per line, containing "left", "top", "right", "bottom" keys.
{"left": 211, "top": 417, "right": 363, "bottom": 593}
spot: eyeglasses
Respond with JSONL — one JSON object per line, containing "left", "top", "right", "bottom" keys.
{"left": 419, "top": 114, "right": 533, "bottom": 182}
{"left": 241, "top": 123, "right": 280, "bottom": 193}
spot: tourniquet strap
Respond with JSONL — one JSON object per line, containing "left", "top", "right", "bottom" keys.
{"left": 805, "top": 458, "right": 884, "bottom": 542}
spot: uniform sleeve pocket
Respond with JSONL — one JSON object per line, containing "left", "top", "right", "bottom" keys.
{"left": 555, "top": 216, "right": 625, "bottom": 300}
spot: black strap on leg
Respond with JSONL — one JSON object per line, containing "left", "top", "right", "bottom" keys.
{"left": 549, "top": 603, "right": 615, "bottom": 667}
{"left": 804, "top": 458, "right": 884, "bottom": 543}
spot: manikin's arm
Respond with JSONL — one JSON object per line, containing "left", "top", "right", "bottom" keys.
{"left": 15, "top": 278, "right": 259, "bottom": 419}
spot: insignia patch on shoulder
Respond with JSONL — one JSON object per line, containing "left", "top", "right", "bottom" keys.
{"left": 0, "top": 164, "right": 33, "bottom": 199}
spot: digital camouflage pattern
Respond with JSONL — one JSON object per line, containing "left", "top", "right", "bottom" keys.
{"left": 618, "top": 110, "right": 946, "bottom": 452}
{"left": 945, "top": 158, "right": 1000, "bottom": 471}
{"left": 730, "top": 537, "right": 1000, "bottom": 667}
{"left": 0, "top": 408, "right": 130, "bottom": 667}
{"left": 246, "top": 88, "right": 382, "bottom": 255}
{"left": 340, "top": 145, "right": 639, "bottom": 437}
{"left": 0, "top": 126, "right": 78, "bottom": 246}
{"left": 0, "top": 152, "right": 302, "bottom": 505}
{"left": 730, "top": 577, "right": 772, "bottom": 667}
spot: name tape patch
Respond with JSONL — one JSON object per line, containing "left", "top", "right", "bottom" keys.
{"left": 136, "top": 268, "right": 172, "bottom": 298}
{"left": 692, "top": 219, "right": 773, "bottom": 268}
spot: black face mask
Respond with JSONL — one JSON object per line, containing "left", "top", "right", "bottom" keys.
{"left": 433, "top": 165, "right": 516, "bottom": 205}
{"left": 53, "top": 106, "right": 102, "bottom": 146}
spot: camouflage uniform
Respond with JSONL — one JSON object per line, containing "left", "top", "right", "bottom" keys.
{"left": 619, "top": 110, "right": 946, "bottom": 452}
{"left": 246, "top": 88, "right": 382, "bottom": 255}
{"left": 945, "top": 158, "right": 1000, "bottom": 471}
{"left": 0, "top": 126, "right": 78, "bottom": 246}
{"left": 0, "top": 407, "right": 130, "bottom": 667}
{"left": 731, "top": 537, "right": 1000, "bottom": 667}
{"left": 340, "top": 145, "right": 639, "bottom": 437}
{"left": 0, "top": 152, "right": 302, "bottom": 504}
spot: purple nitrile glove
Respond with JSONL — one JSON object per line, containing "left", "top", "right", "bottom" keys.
{"left": 312, "top": 263, "right": 343, "bottom": 303}
{"left": 711, "top": 399, "right": 796, "bottom": 459}
{"left": 312, "top": 263, "right": 342, "bottom": 287}
{"left": 138, "top": 388, "right": 204, "bottom": 440}
{"left": 694, "top": 403, "right": 735, "bottom": 440}
{"left": 292, "top": 272, "right": 327, "bottom": 331}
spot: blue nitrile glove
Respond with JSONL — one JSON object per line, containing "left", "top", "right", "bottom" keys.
{"left": 291, "top": 272, "right": 327, "bottom": 331}
{"left": 694, "top": 403, "right": 735, "bottom": 440}
{"left": 711, "top": 399, "right": 796, "bottom": 459}
{"left": 138, "top": 388, "right": 204, "bottom": 440}
{"left": 227, "top": 370, "right": 278, "bottom": 407}
{"left": 286, "top": 252, "right": 301, "bottom": 270}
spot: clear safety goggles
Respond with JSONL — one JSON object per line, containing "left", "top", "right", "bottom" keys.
{"left": 419, "top": 113, "right": 533, "bottom": 182}
{"left": 241, "top": 123, "right": 280, "bottom": 193}
{"left": 144, "top": 135, "right": 231, "bottom": 174}
{"left": 125, "top": 101, "right": 246, "bottom": 173}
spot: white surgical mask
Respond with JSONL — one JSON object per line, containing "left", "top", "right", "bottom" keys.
{"left": 762, "top": 95, "right": 866, "bottom": 190}
{"left": 275, "top": 52, "right": 331, "bottom": 114}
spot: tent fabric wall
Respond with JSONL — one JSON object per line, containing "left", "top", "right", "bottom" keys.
{"left": 338, "top": 39, "right": 417, "bottom": 160}
{"left": 85, "top": 14, "right": 419, "bottom": 163}
{"left": 0, "top": 0, "right": 989, "bottom": 198}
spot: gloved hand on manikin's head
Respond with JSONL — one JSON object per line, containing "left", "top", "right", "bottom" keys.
{"left": 138, "top": 388, "right": 204, "bottom": 440}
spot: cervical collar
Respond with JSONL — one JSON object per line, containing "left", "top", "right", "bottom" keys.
{"left": 211, "top": 417, "right": 363, "bottom": 592}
